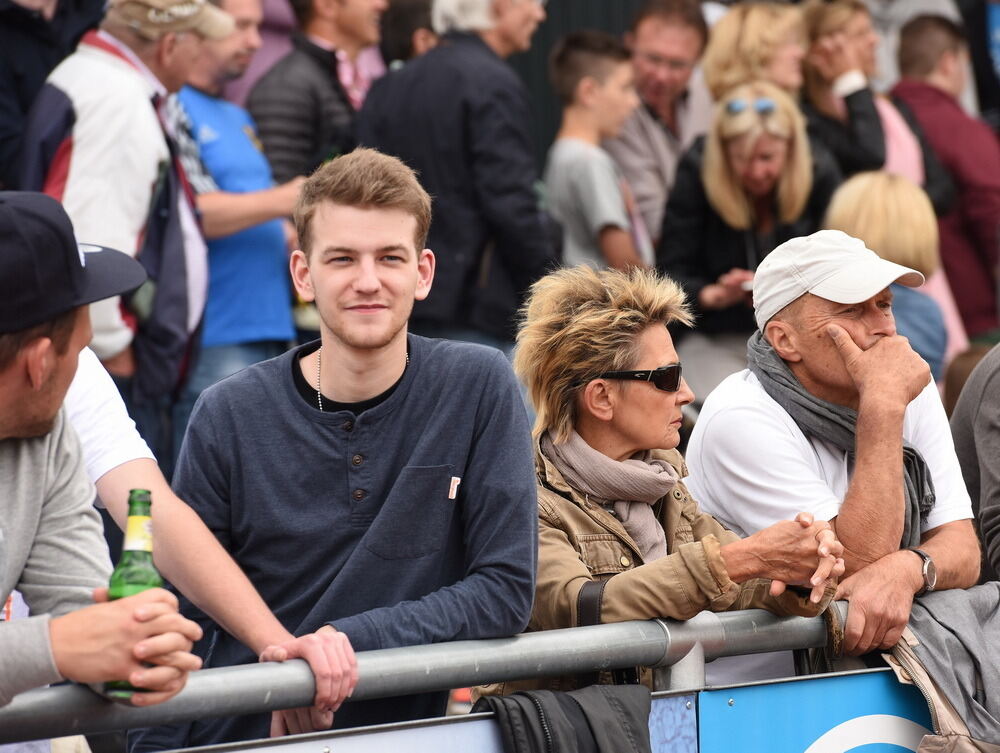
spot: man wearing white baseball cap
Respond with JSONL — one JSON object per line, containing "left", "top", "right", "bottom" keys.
{"left": 684, "top": 229, "right": 980, "bottom": 681}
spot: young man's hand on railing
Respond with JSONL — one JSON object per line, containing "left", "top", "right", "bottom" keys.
{"left": 258, "top": 626, "right": 358, "bottom": 736}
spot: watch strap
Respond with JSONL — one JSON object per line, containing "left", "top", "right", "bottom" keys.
{"left": 908, "top": 547, "right": 934, "bottom": 596}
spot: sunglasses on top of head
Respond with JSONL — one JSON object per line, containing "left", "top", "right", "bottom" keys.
{"left": 594, "top": 363, "right": 684, "bottom": 392}
{"left": 725, "top": 97, "right": 776, "bottom": 116}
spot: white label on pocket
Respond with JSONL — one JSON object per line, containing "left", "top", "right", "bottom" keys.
{"left": 449, "top": 476, "right": 462, "bottom": 500}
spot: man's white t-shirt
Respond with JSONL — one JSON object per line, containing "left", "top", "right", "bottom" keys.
{"left": 65, "top": 347, "right": 155, "bottom": 486}
{"left": 685, "top": 369, "right": 973, "bottom": 683}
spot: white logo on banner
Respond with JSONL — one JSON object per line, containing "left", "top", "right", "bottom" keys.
{"left": 803, "top": 715, "right": 929, "bottom": 753}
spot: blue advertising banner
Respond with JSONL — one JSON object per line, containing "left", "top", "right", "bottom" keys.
{"left": 699, "top": 669, "right": 933, "bottom": 753}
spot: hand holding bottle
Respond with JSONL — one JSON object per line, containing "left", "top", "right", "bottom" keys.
{"left": 50, "top": 587, "right": 203, "bottom": 705}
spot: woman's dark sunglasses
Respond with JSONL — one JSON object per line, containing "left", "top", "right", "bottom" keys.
{"left": 595, "top": 363, "right": 683, "bottom": 392}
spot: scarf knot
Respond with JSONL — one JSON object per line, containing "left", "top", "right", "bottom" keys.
{"left": 541, "top": 431, "right": 679, "bottom": 562}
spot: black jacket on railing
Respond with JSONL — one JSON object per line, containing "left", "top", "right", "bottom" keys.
{"left": 802, "top": 90, "right": 954, "bottom": 216}
{"left": 247, "top": 33, "right": 356, "bottom": 184}
{"left": 657, "top": 137, "right": 842, "bottom": 338}
{"left": 474, "top": 685, "right": 652, "bottom": 753}
{"left": 357, "top": 32, "right": 557, "bottom": 341}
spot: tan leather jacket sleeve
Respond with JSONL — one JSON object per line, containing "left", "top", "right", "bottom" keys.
{"left": 531, "top": 497, "right": 743, "bottom": 630}
{"left": 531, "top": 484, "right": 831, "bottom": 632}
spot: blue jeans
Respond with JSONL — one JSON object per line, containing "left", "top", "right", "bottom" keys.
{"left": 172, "top": 340, "right": 289, "bottom": 472}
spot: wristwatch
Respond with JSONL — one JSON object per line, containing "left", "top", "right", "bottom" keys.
{"left": 908, "top": 548, "right": 937, "bottom": 596}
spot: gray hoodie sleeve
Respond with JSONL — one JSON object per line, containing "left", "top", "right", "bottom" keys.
{"left": 0, "top": 616, "right": 62, "bottom": 706}
{"left": 16, "top": 411, "right": 111, "bottom": 617}
{"left": 0, "top": 409, "right": 112, "bottom": 706}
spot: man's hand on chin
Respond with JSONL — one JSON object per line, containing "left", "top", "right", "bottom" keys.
{"left": 835, "top": 550, "right": 923, "bottom": 655}
{"left": 260, "top": 626, "right": 358, "bottom": 736}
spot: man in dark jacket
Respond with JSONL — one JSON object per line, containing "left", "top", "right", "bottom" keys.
{"left": 247, "top": 0, "right": 386, "bottom": 184}
{"left": 0, "top": 0, "right": 104, "bottom": 188}
{"left": 357, "top": 0, "right": 556, "bottom": 348}
{"left": 893, "top": 14, "right": 1000, "bottom": 340}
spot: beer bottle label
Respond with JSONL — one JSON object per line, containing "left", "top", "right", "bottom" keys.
{"left": 123, "top": 515, "right": 154, "bottom": 552}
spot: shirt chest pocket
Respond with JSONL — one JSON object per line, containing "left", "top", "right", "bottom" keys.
{"left": 576, "top": 534, "right": 636, "bottom": 575}
{"left": 363, "top": 464, "right": 456, "bottom": 560}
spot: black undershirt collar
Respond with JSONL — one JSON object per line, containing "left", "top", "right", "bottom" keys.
{"left": 291, "top": 341, "right": 403, "bottom": 415}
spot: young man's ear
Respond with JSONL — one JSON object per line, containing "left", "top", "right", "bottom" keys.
{"left": 764, "top": 319, "right": 801, "bottom": 363}
{"left": 289, "top": 249, "right": 316, "bottom": 302}
{"left": 414, "top": 249, "right": 435, "bottom": 302}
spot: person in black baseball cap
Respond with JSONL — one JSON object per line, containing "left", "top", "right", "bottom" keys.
{"left": 0, "top": 191, "right": 146, "bottom": 335}
{"left": 0, "top": 191, "right": 146, "bottom": 438}
{"left": 0, "top": 191, "right": 204, "bottom": 709}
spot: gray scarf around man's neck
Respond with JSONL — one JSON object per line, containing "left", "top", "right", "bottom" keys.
{"left": 746, "top": 330, "right": 934, "bottom": 548}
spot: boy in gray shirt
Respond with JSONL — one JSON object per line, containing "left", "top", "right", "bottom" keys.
{"left": 544, "top": 31, "right": 653, "bottom": 270}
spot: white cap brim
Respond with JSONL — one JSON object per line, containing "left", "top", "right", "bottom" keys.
{"left": 809, "top": 256, "right": 924, "bottom": 305}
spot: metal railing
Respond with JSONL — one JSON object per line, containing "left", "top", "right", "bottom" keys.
{"left": 0, "top": 604, "right": 845, "bottom": 743}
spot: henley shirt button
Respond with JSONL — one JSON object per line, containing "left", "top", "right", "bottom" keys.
{"left": 672, "top": 489, "right": 683, "bottom": 500}
{"left": 352, "top": 489, "right": 365, "bottom": 501}
{"left": 343, "top": 420, "right": 354, "bottom": 431}
{"left": 352, "top": 454, "right": 364, "bottom": 466}
{"left": 620, "top": 555, "right": 631, "bottom": 568}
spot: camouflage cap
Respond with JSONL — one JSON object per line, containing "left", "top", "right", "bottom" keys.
{"left": 108, "top": 0, "right": 234, "bottom": 40}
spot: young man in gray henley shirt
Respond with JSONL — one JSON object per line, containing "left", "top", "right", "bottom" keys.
{"left": 132, "top": 148, "right": 538, "bottom": 748}
{"left": 0, "top": 191, "right": 203, "bottom": 707}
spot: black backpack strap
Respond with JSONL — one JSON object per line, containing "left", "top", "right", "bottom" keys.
{"left": 576, "top": 579, "right": 606, "bottom": 629}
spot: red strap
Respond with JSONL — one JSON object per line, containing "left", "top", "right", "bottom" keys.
{"left": 42, "top": 136, "right": 73, "bottom": 201}
{"left": 80, "top": 30, "right": 136, "bottom": 67}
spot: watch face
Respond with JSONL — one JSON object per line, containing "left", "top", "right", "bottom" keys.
{"left": 925, "top": 558, "right": 938, "bottom": 591}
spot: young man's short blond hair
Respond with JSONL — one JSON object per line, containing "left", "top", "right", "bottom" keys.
{"left": 703, "top": 80, "right": 813, "bottom": 230}
{"left": 514, "top": 266, "right": 691, "bottom": 443}
{"left": 702, "top": 2, "right": 806, "bottom": 100}
{"left": 823, "top": 171, "right": 940, "bottom": 277}
{"left": 294, "top": 148, "right": 432, "bottom": 257}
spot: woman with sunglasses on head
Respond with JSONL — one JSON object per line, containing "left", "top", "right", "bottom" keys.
{"left": 476, "top": 265, "right": 844, "bottom": 696}
{"left": 656, "top": 80, "right": 841, "bottom": 400}
{"left": 700, "top": 2, "right": 882, "bottom": 178}
{"left": 800, "top": 0, "right": 953, "bottom": 215}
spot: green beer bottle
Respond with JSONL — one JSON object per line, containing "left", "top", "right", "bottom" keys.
{"left": 103, "top": 488, "right": 163, "bottom": 700}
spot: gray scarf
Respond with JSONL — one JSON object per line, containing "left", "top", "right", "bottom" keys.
{"left": 541, "top": 431, "right": 679, "bottom": 562}
{"left": 746, "top": 331, "right": 934, "bottom": 548}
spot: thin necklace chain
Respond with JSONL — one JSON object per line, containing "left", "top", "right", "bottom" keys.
{"left": 316, "top": 346, "right": 409, "bottom": 412}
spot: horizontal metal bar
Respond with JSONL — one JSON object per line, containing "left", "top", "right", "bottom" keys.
{"left": 0, "top": 604, "right": 845, "bottom": 743}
